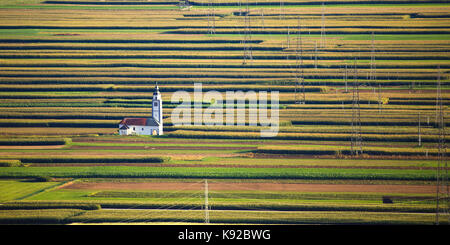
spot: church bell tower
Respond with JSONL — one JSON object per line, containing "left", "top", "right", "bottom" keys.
{"left": 152, "top": 84, "right": 162, "bottom": 124}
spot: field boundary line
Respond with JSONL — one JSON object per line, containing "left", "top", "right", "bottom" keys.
{"left": 15, "top": 178, "right": 77, "bottom": 201}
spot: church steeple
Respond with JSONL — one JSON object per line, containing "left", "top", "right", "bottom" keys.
{"left": 154, "top": 82, "right": 159, "bottom": 93}
{"left": 152, "top": 82, "right": 162, "bottom": 125}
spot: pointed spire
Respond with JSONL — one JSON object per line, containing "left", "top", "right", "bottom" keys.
{"left": 154, "top": 82, "right": 160, "bottom": 94}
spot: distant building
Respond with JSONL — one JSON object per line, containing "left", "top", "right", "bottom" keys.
{"left": 119, "top": 85, "right": 163, "bottom": 136}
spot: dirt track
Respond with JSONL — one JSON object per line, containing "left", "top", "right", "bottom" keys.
{"left": 63, "top": 181, "right": 435, "bottom": 194}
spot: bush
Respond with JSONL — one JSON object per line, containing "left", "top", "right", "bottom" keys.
{"left": 0, "top": 160, "right": 23, "bottom": 167}
{"left": 34, "top": 176, "right": 53, "bottom": 182}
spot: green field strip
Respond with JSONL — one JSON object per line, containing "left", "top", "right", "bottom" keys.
{"left": 14, "top": 179, "right": 73, "bottom": 201}
{"left": 0, "top": 166, "right": 441, "bottom": 180}
{"left": 0, "top": 180, "right": 60, "bottom": 202}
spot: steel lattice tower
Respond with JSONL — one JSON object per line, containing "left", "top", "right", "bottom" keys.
{"left": 280, "top": 0, "right": 284, "bottom": 20}
{"left": 313, "top": 41, "right": 318, "bottom": 70}
{"left": 369, "top": 32, "right": 376, "bottom": 83}
{"left": 204, "top": 179, "right": 209, "bottom": 224}
{"left": 207, "top": 0, "right": 216, "bottom": 35}
{"left": 242, "top": 1, "right": 252, "bottom": 65}
{"left": 286, "top": 26, "right": 290, "bottom": 49}
{"left": 294, "top": 17, "right": 305, "bottom": 104}
{"left": 260, "top": 8, "right": 264, "bottom": 30}
{"left": 435, "top": 66, "right": 448, "bottom": 225}
{"left": 343, "top": 64, "right": 348, "bottom": 93}
{"left": 351, "top": 59, "right": 363, "bottom": 156}
{"left": 238, "top": 0, "right": 242, "bottom": 16}
{"left": 320, "top": 2, "right": 326, "bottom": 48}
{"left": 378, "top": 83, "right": 382, "bottom": 114}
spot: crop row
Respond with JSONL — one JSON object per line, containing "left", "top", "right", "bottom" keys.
{"left": 0, "top": 78, "right": 447, "bottom": 86}
{"left": 45, "top": 0, "right": 448, "bottom": 5}
{"left": 188, "top": 0, "right": 450, "bottom": 5}
{"left": 1, "top": 54, "right": 449, "bottom": 61}
{"left": 290, "top": 119, "right": 450, "bottom": 127}
{"left": 1, "top": 115, "right": 441, "bottom": 135}
{"left": 0, "top": 137, "right": 71, "bottom": 146}
{"left": 0, "top": 115, "right": 446, "bottom": 130}
{"left": 256, "top": 145, "right": 441, "bottom": 156}
{"left": 1, "top": 70, "right": 441, "bottom": 79}
{"left": 167, "top": 130, "right": 446, "bottom": 143}
{"left": 0, "top": 119, "right": 119, "bottom": 128}
{"left": 0, "top": 202, "right": 100, "bottom": 210}
{"left": 169, "top": 125, "right": 441, "bottom": 135}
{"left": 0, "top": 73, "right": 445, "bottom": 84}
{"left": 0, "top": 84, "right": 325, "bottom": 93}
{"left": 0, "top": 209, "right": 82, "bottom": 225}
{"left": 96, "top": 201, "right": 437, "bottom": 213}
{"left": 18, "top": 157, "right": 166, "bottom": 164}
{"left": 0, "top": 98, "right": 447, "bottom": 108}
{"left": 2, "top": 44, "right": 450, "bottom": 52}
{"left": 90, "top": 190, "right": 435, "bottom": 203}
{"left": 0, "top": 166, "right": 439, "bottom": 180}
{"left": 0, "top": 208, "right": 443, "bottom": 225}
{"left": 2, "top": 62, "right": 448, "bottom": 70}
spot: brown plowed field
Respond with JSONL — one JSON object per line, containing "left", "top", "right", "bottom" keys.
{"left": 63, "top": 181, "right": 435, "bottom": 194}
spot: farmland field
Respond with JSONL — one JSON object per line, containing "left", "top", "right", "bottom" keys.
{"left": 0, "top": 0, "right": 449, "bottom": 228}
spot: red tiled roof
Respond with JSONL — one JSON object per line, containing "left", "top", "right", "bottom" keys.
{"left": 119, "top": 118, "right": 147, "bottom": 126}
{"left": 119, "top": 117, "right": 160, "bottom": 126}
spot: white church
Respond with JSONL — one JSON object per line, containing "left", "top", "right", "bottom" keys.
{"left": 118, "top": 84, "right": 163, "bottom": 136}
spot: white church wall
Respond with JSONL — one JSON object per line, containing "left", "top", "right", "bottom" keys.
{"left": 119, "top": 125, "right": 161, "bottom": 136}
